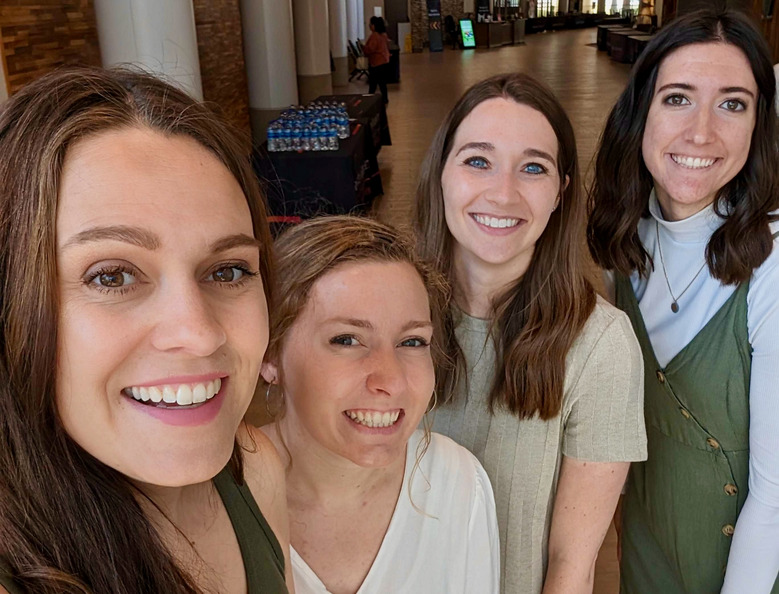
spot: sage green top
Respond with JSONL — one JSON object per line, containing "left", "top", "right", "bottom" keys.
{"left": 431, "top": 297, "right": 647, "bottom": 593}
{"left": 0, "top": 467, "right": 287, "bottom": 594}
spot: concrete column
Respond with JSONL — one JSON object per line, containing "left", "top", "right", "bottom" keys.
{"left": 559, "top": 0, "right": 569, "bottom": 13}
{"left": 293, "top": 0, "right": 333, "bottom": 103}
{"left": 0, "top": 54, "right": 8, "bottom": 103}
{"left": 93, "top": 0, "right": 203, "bottom": 100}
{"left": 346, "top": 0, "right": 360, "bottom": 42}
{"left": 240, "top": 0, "right": 299, "bottom": 143}
{"left": 357, "top": 0, "right": 365, "bottom": 39}
{"left": 329, "top": 0, "right": 349, "bottom": 86}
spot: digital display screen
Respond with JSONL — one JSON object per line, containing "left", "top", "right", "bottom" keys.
{"left": 460, "top": 19, "right": 476, "bottom": 48}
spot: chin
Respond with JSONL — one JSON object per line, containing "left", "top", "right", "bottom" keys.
{"left": 126, "top": 439, "right": 236, "bottom": 488}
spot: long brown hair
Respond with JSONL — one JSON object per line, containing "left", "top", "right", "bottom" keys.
{"left": 587, "top": 8, "right": 779, "bottom": 284}
{"left": 415, "top": 73, "right": 596, "bottom": 420}
{"left": 0, "top": 67, "right": 274, "bottom": 593}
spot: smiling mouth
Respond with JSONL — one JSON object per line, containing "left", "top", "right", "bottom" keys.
{"left": 471, "top": 214, "right": 521, "bottom": 229}
{"left": 123, "top": 378, "right": 222, "bottom": 408}
{"left": 670, "top": 154, "right": 718, "bottom": 169}
{"left": 344, "top": 409, "right": 403, "bottom": 428}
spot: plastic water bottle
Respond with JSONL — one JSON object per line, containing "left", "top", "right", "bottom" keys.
{"left": 319, "top": 126, "right": 329, "bottom": 151}
{"left": 337, "top": 115, "right": 349, "bottom": 139}
{"left": 302, "top": 126, "right": 311, "bottom": 152}
{"left": 311, "top": 125, "right": 321, "bottom": 151}
{"left": 291, "top": 125, "right": 302, "bottom": 151}
{"left": 328, "top": 127, "right": 339, "bottom": 151}
{"left": 281, "top": 125, "right": 292, "bottom": 151}
{"left": 267, "top": 125, "right": 277, "bottom": 152}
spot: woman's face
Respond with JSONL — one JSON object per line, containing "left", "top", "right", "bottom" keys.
{"left": 56, "top": 127, "right": 269, "bottom": 487}
{"left": 441, "top": 97, "right": 563, "bottom": 281}
{"left": 641, "top": 42, "right": 758, "bottom": 221}
{"left": 268, "top": 261, "right": 434, "bottom": 468}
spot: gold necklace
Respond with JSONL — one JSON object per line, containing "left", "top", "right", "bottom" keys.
{"left": 655, "top": 220, "right": 707, "bottom": 313}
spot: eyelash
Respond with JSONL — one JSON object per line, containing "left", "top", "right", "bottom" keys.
{"left": 463, "top": 156, "right": 547, "bottom": 175}
{"left": 662, "top": 94, "right": 748, "bottom": 112}
{"left": 329, "top": 335, "right": 431, "bottom": 348}
{"left": 82, "top": 261, "right": 258, "bottom": 295}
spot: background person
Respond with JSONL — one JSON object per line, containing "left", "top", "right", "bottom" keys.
{"left": 415, "top": 72, "right": 646, "bottom": 593}
{"left": 261, "top": 216, "right": 500, "bottom": 594}
{"left": 362, "top": 16, "right": 390, "bottom": 104}
{"left": 0, "top": 67, "right": 292, "bottom": 594}
{"left": 588, "top": 9, "right": 779, "bottom": 593}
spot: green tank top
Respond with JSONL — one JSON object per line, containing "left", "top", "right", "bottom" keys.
{"left": 615, "top": 269, "right": 779, "bottom": 593}
{"left": 0, "top": 467, "right": 287, "bottom": 593}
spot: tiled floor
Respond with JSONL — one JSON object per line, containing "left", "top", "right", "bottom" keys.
{"left": 249, "top": 27, "right": 633, "bottom": 592}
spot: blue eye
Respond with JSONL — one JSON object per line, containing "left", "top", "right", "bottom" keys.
{"left": 330, "top": 335, "right": 359, "bottom": 346}
{"left": 399, "top": 337, "right": 430, "bottom": 348}
{"left": 464, "top": 156, "right": 489, "bottom": 169}
{"left": 524, "top": 163, "right": 547, "bottom": 175}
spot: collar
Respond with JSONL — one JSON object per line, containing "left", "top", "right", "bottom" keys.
{"left": 648, "top": 189, "right": 724, "bottom": 245}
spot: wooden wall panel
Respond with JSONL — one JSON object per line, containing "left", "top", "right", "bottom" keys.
{"left": 0, "top": 0, "right": 100, "bottom": 95}
{"left": 192, "top": 0, "right": 251, "bottom": 137}
{"left": 751, "top": 1, "right": 779, "bottom": 63}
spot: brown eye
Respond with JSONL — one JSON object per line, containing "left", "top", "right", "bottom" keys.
{"left": 99, "top": 271, "right": 124, "bottom": 287}
{"left": 88, "top": 267, "right": 135, "bottom": 289}
{"left": 212, "top": 267, "right": 237, "bottom": 282}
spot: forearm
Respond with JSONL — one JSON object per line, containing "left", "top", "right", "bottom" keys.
{"left": 542, "top": 554, "right": 596, "bottom": 594}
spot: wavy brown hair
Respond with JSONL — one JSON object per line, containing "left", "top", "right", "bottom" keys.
{"left": 415, "top": 73, "right": 596, "bottom": 420}
{"left": 0, "top": 67, "right": 274, "bottom": 593}
{"left": 587, "top": 8, "right": 779, "bottom": 284}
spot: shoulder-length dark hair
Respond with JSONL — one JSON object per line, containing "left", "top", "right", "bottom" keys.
{"left": 587, "top": 8, "right": 779, "bottom": 284}
{"left": 0, "top": 67, "right": 274, "bottom": 593}
{"left": 415, "top": 72, "right": 596, "bottom": 420}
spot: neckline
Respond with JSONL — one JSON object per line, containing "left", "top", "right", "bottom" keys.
{"left": 649, "top": 190, "right": 724, "bottom": 245}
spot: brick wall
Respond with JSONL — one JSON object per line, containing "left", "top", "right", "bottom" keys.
{"left": 0, "top": 0, "right": 101, "bottom": 95}
{"left": 192, "top": 0, "right": 251, "bottom": 137}
{"left": 410, "top": 0, "right": 466, "bottom": 50}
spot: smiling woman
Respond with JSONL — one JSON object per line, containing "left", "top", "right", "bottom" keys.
{"left": 0, "top": 68, "right": 292, "bottom": 593}
{"left": 587, "top": 8, "right": 779, "bottom": 594}
{"left": 261, "top": 216, "right": 500, "bottom": 594}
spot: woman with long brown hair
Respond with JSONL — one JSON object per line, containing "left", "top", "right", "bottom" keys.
{"left": 588, "top": 9, "right": 779, "bottom": 593}
{"left": 415, "top": 72, "right": 646, "bottom": 593}
{"left": 0, "top": 67, "right": 292, "bottom": 593}
{"left": 260, "top": 216, "right": 499, "bottom": 594}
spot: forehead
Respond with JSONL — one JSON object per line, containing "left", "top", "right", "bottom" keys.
{"left": 656, "top": 42, "right": 757, "bottom": 92}
{"left": 57, "top": 127, "right": 252, "bottom": 242}
{"left": 305, "top": 261, "right": 430, "bottom": 320}
{"left": 453, "top": 97, "right": 558, "bottom": 150}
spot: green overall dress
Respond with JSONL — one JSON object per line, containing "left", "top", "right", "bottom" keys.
{"left": 615, "top": 272, "right": 779, "bottom": 593}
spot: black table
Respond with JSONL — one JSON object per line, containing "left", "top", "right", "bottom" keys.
{"left": 254, "top": 121, "right": 382, "bottom": 219}
{"left": 626, "top": 34, "right": 654, "bottom": 63}
{"left": 316, "top": 93, "right": 391, "bottom": 156}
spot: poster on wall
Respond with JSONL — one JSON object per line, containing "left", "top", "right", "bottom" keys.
{"left": 427, "top": 0, "right": 443, "bottom": 52}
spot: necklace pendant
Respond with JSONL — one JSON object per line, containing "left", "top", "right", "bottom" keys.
{"left": 671, "top": 301, "right": 679, "bottom": 313}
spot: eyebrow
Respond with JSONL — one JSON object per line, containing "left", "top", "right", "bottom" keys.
{"left": 62, "top": 225, "right": 261, "bottom": 253}
{"left": 656, "top": 83, "right": 755, "bottom": 98}
{"left": 456, "top": 142, "right": 556, "bottom": 164}
{"left": 326, "top": 317, "right": 434, "bottom": 332}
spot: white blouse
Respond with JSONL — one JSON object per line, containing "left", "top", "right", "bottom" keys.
{"left": 629, "top": 193, "right": 779, "bottom": 593}
{"left": 290, "top": 430, "right": 500, "bottom": 594}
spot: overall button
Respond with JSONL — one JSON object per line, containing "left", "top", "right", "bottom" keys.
{"left": 707, "top": 437, "right": 720, "bottom": 449}
{"left": 656, "top": 370, "right": 666, "bottom": 384}
{"left": 722, "top": 524, "right": 735, "bottom": 537}
{"left": 680, "top": 407, "right": 691, "bottom": 419}
{"left": 724, "top": 484, "right": 738, "bottom": 496}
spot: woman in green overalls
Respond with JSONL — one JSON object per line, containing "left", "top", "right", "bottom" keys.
{"left": 588, "top": 9, "right": 779, "bottom": 594}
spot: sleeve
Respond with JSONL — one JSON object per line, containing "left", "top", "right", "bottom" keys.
{"left": 562, "top": 309, "right": 647, "bottom": 462}
{"left": 722, "top": 244, "right": 779, "bottom": 593}
{"left": 464, "top": 460, "right": 501, "bottom": 594}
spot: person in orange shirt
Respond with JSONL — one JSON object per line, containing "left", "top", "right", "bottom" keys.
{"left": 363, "top": 16, "right": 390, "bottom": 104}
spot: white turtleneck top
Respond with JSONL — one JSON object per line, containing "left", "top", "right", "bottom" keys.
{"left": 627, "top": 193, "right": 779, "bottom": 593}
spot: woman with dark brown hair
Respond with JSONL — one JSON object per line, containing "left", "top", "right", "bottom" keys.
{"left": 260, "top": 216, "right": 499, "bottom": 594}
{"left": 588, "top": 8, "right": 779, "bottom": 593}
{"left": 415, "top": 72, "right": 646, "bottom": 593}
{"left": 0, "top": 67, "right": 293, "bottom": 593}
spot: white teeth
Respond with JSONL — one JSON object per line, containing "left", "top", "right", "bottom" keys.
{"left": 345, "top": 410, "right": 401, "bottom": 428}
{"left": 473, "top": 214, "right": 520, "bottom": 229}
{"left": 126, "top": 379, "right": 223, "bottom": 407}
{"left": 672, "top": 155, "right": 716, "bottom": 169}
{"left": 176, "top": 385, "right": 193, "bottom": 406}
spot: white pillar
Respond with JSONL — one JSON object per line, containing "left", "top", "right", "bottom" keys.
{"left": 329, "top": 0, "right": 349, "bottom": 86}
{"left": 346, "top": 0, "right": 360, "bottom": 42}
{"left": 0, "top": 54, "right": 8, "bottom": 103}
{"left": 293, "top": 0, "right": 333, "bottom": 103}
{"left": 240, "top": 0, "right": 299, "bottom": 142}
{"left": 356, "top": 0, "right": 365, "bottom": 39}
{"left": 93, "top": 0, "right": 203, "bottom": 100}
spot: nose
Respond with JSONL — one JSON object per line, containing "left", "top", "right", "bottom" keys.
{"left": 149, "top": 279, "right": 227, "bottom": 356}
{"left": 365, "top": 345, "right": 408, "bottom": 397}
{"left": 485, "top": 169, "right": 517, "bottom": 206}
{"left": 685, "top": 106, "right": 716, "bottom": 145}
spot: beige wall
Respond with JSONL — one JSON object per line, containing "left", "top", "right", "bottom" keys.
{"left": 0, "top": 52, "right": 7, "bottom": 103}
{"left": 364, "top": 0, "right": 385, "bottom": 34}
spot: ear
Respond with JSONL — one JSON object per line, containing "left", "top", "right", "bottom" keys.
{"left": 562, "top": 174, "right": 570, "bottom": 192}
{"left": 261, "top": 361, "right": 279, "bottom": 385}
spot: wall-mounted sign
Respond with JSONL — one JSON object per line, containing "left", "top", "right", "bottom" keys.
{"left": 460, "top": 20, "right": 476, "bottom": 48}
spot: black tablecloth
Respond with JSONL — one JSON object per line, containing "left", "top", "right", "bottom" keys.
{"left": 254, "top": 121, "right": 383, "bottom": 218}
{"left": 315, "top": 93, "right": 391, "bottom": 155}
